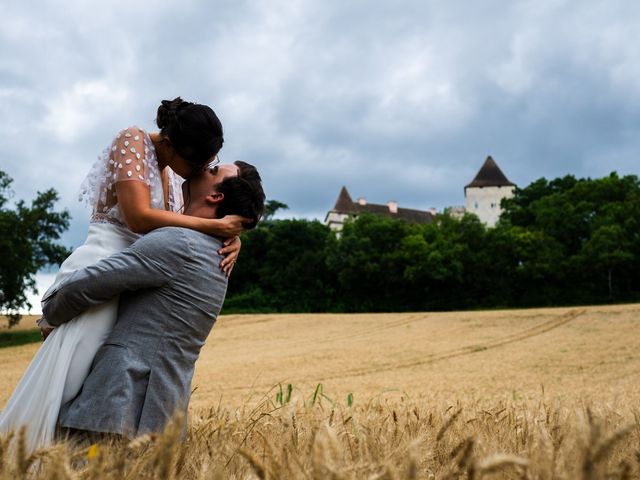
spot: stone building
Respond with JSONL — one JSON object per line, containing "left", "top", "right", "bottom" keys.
{"left": 324, "top": 156, "right": 516, "bottom": 231}
{"left": 325, "top": 186, "right": 436, "bottom": 232}
{"left": 464, "top": 156, "right": 516, "bottom": 227}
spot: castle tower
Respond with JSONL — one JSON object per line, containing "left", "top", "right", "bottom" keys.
{"left": 325, "top": 186, "right": 354, "bottom": 231}
{"left": 464, "top": 156, "right": 516, "bottom": 227}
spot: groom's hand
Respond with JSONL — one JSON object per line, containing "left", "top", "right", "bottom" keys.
{"left": 37, "top": 317, "right": 55, "bottom": 341}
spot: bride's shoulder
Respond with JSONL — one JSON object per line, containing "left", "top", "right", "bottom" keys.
{"left": 111, "top": 125, "right": 148, "bottom": 142}
{"left": 109, "top": 125, "right": 154, "bottom": 158}
{"left": 79, "top": 125, "right": 160, "bottom": 210}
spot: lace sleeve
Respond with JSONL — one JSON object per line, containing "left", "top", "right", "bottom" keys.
{"left": 79, "top": 127, "right": 164, "bottom": 226}
{"left": 78, "top": 145, "right": 110, "bottom": 208}
{"left": 109, "top": 126, "right": 149, "bottom": 185}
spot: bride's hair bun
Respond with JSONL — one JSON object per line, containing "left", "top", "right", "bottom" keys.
{"left": 156, "top": 97, "right": 192, "bottom": 130}
{"left": 155, "top": 97, "right": 224, "bottom": 171}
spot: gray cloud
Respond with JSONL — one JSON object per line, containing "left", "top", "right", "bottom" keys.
{"left": 1, "top": 0, "right": 639, "bottom": 309}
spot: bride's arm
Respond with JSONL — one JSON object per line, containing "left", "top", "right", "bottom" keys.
{"left": 108, "top": 127, "right": 249, "bottom": 239}
{"left": 116, "top": 181, "right": 247, "bottom": 237}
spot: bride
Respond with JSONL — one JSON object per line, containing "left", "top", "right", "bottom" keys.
{"left": 0, "top": 97, "right": 245, "bottom": 452}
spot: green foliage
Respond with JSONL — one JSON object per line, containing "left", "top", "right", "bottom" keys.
{"left": 308, "top": 383, "right": 334, "bottom": 406}
{"left": 0, "top": 170, "right": 71, "bottom": 326}
{"left": 225, "top": 219, "right": 335, "bottom": 312}
{"left": 0, "top": 328, "right": 42, "bottom": 348}
{"left": 276, "top": 383, "right": 293, "bottom": 406}
{"left": 327, "top": 214, "right": 418, "bottom": 311}
{"left": 263, "top": 200, "right": 289, "bottom": 221}
{"left": 347, "top": 392, "right": 354, "bottom": 407}
{"left": 500, "top": 172, "right": 640, "bottom": 303}
{"left": 225, "top": 173, "right": 640, "bottom": 312}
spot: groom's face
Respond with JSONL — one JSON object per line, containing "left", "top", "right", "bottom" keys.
{"left": 186, "top": 162, "right": 240, "bottom": 207}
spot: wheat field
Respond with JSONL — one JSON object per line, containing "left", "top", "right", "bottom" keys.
{"left": 1, "top": 304, "right": 639, "bottom": 478}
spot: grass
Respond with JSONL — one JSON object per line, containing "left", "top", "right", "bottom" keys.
{"left": 0, "top": 329, "right": 41, "bottom": 349}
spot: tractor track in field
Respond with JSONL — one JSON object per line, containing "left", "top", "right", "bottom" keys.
{"left": 221, "top": 314, "right": 428, "bottom": 348}
{"left": 314, "top": 308, "right": 586, "bottom": 381}
{"left": 219, "top": 309, "right": 586, "bottom": 392}
{"left": 297, "top": 313, "right": 428, "bottom": 347}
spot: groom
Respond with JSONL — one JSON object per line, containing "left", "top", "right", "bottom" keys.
{"left": 41, "top": 161, "right": 265, "bottom": 438}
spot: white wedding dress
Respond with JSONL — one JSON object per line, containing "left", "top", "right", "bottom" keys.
{"left": 0, "top": 127, "right": 184, "bottom": 452}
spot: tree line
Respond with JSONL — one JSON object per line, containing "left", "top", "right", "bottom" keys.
{"left": 2, "top": 169, "right": 639, "bottom": 324}
{"left": 226, "top": 172, "right": 640, "bottom": 312}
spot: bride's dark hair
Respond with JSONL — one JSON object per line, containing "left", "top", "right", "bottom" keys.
{"left": 156, "top": 97, "right": 224, "bottom": 169}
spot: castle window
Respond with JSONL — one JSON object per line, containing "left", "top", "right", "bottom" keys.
{"left": 474, "top": 202, "right": 479, "bottom": 209}
{"left": 490, "top": 203, "right": 496, "bottom": 208}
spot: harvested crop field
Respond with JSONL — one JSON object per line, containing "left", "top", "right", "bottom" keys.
{"left": 4, "top": 305, "right": 639, "bottom": 408}
{"left": 1, "top": 304, "right": 639, "bottom": 478}
{"left": 195, "top": 304, "right": 639, "bottom": 407}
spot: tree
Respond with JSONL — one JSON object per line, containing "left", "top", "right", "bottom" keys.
{"left": 0, "top": 170, "right": 70, "bottom": 326}
{"left": 400, "top": 213, "right": 487, "bottom": 310}
{"left": 326, "top": 214, "right": 417, "bottom": 311}
{"left": 225, "top": 219, "right": 334, "bottom": 312}
{"left": 486, "top": 224, "right": 564, "bottom": 306}
{"left": 262, "top": 200, "right": 289, "bottom": 221}
{"left": 500, "top": 172, "right": 640, "bottom": 304}
{"left": 220, "top": 172, "right": 640, "bottom": 313}
{"left": 580, "top": 225, "right": 633, "bottom": 299}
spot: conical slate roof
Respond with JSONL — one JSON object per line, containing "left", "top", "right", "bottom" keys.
{"left": 465, "top": 156, "right": 515, "bottom": 189}
{"left": 333, "top": 186, "right": 354, "bottom": 210}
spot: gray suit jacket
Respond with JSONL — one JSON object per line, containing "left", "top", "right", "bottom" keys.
{"left": 42, "top": 227, "right": 228, "bottom": 437}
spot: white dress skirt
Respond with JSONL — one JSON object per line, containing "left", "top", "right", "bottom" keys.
{"left": 0, "top": 223, "right": 138, "bottom": 452}
{"left": 0, "top": 127, "right": 184, "bottom": 453}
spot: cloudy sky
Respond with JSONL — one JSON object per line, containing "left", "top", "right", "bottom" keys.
{"left": 1, "top": 0, "right": 639, "bottom": 310}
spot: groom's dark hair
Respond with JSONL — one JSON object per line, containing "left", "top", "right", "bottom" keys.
{"left": 215, "top": 161, "right": 265, "bottom": 229}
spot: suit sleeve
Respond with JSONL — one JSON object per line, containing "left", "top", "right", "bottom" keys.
{"left": 42, "top": 229, "right": 190, "bottom": 326}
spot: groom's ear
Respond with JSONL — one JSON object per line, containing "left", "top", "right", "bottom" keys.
{"left": 205, "top": 192, "right": 224, "bottom": 205}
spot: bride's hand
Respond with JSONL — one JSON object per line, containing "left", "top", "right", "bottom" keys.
{"left": 219, "top": 236, "right": 241, "bottom": 277}
{"left": 206, "top": 215, "right": 250, "bottom": 238}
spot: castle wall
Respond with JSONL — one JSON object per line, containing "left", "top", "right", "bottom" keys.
{"left": 325, "top": 211, "right": 350, "bottom": 231}
{"left": 464, "top": 185, "right": 515, "bottom": 227}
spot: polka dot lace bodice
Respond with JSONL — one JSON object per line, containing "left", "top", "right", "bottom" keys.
{"left": 79, "top": 127, "right": 184, "bottom": 229}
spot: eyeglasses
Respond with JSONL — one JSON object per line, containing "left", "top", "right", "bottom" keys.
{"left": 207, "top": 155, "right": 221, "bottom": 170}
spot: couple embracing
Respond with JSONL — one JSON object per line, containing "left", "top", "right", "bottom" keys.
{"left": 0, "top": 98, "right": 266, "bottom": 451}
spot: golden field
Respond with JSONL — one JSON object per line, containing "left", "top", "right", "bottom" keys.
{"left": 1, "top": 315, "right": 41, "bottom": 331}
{"left": 1, "top": 304, "right": 639, "bottom": 478}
